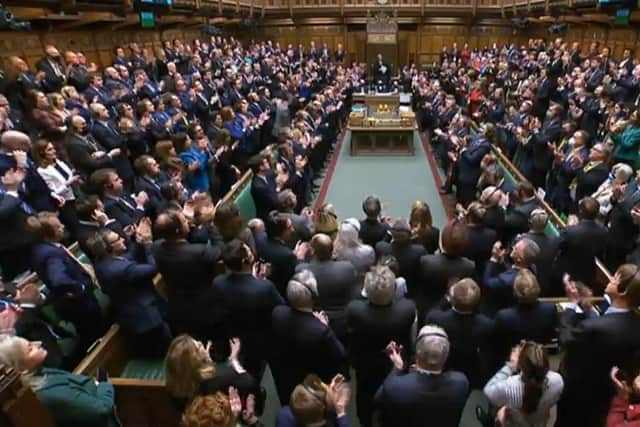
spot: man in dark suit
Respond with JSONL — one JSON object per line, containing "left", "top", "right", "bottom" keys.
{"left": 463, "top": 202, "right": 498, "bottom": 281}
{"left": 346, "top": 265, "right": 416, "bottom": 427}
{"left": 257, "top": 212, "right": 307, "bottom": 298}
{"left": 418, "top": 220, "right": 475, "bottom": 320}
{"left": 426, "top": 278, "right": 494, "bottom": 388}
{"left": 89, "top": 227, "right": 170, "bottom": 358}
{"left": 522, "top": 209, "right": 559, "bottom": 295}
{"left": 0, "top": 131, "right": 56, "bottom": 213}
{"left": 557, "top": 264, "right": 640, "bottom": 427}
{"left": 573, "top": 143, "right": 611, "bottom": 209}
{"left": 36, "top": 45, "right": 66, "bottom": 93}
{"left": 153, "top": 210, "right": 223, "bottom": 339}
{"left": 90, "top": 103, "right": 134, "bottom": 191}
{"left": 535, "top": 68, "right": 556, "bottom": 120}
{"left": 454, "top": 125, "right": 492, "bottom": 205}
{"left": 270, "top": 269, "right": 349, "bottom": 404}
{"left": 65, "top": 115, "right": 116, "bottom": 179}
{"left": 90, "top": 168, "right": 148, "bottom": 228}
{"left": 213, "top": 239, "right": 285, "bottom": 380}
{"left": 375, "top": 218, "right": 426, "bottom": 298}
{"left": 372, "top": 54, "right": 391, "bottom": 89}
{"left": 585, "top": 57, "right": 604, "bottom": 92}
{"left": 133, "top": 155, "right": 168, "bottom": 219}
{"left": 84, "top": 73, "right": 115, "bottom": 108}
{"left": 74, "top": 195, "right": 127, "bottom": 259}
{"left": 530, "top": 103, "right": 563, "bottom": 189}
{"left": 249, "top": 155, "right": 279, "bottom": 222}
{"left": 607, "top": 171, "right": 640, "bottom": 268}
{"left": 554, "top": 197, "right": 608, "bottom": 286}
{"left": 359, "top": 195, "right": 390, "bottom": 247}
{"left": 296, "top": 233, "right": 358, "bottom": 340}
{"left": 483, "top": 237, "right": 540, "bottom": 314}
{"left": 492, "top": 268, "right": 557, "bottom": 365}
{"left": 504, "top": 182, "right": 539, "bottom": 242}
{"left": 373, "top": 325, "right": 469, "bottom": 427}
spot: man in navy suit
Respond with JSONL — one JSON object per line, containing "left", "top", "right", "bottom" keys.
{"left": 270, "top": 270, "right": 349, "bottom": 404}
{"left": 133, "top": 155, "right": 168, "bottom": 219}
{"left": 90, "top": 168, "right": 148, "bottom": 228}
{"left": 249, "top": 154, "right": 279, "bottom": 222}
{"left": 373, "top": 325, "right": 469, "bottom": 427}
{"left": 84, "top": 73, "right": 115, "bottom": 108}
{"left": 213, "top": 239, "right": 285, "bottom": 380}
{"left": 29, "top": 213, "right": 106, "bottom": 354}
{"left": 89, "top": 225, "right": 170, "bottom": 358}
{"left": 454, "top": 124, "right": 493, "bottom": 205}
{"left": 0, "top": 131, "right": 56, "bottom": 213}
{"left": 0, "top": 166, "right": 33, "bottom": 280}
{"left": 90, "top": 103, "right": 135, "bottom": 191}
{"left": 483, "top": 237, "right": 540, "bottom": 314}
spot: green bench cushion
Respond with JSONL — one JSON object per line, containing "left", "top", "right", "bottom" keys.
{"left": 121, "top": 359, "right": 166, "bottom": 380}
{"left": 235, "top": 182, "right": 256, "bottom": 220}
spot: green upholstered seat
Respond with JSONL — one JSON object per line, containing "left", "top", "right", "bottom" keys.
{"left": 234, "top": 181, "right": 256, "bottom": 220}
{"left": 121, "top": 359, "right": 166, "bottom": 380}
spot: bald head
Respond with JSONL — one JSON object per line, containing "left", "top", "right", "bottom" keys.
{"left": 1, "top": 131, "right": 31, "bottom": 152}
{"left": 310, "top": 233, "right": 333, "bottom": 261}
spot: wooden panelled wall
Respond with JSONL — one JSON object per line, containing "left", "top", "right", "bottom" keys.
{"left": 1, "top": 24, "right": 639, "bottom": 73}
{"left": 243, "top": 24, "right": 640, "bottom": 67}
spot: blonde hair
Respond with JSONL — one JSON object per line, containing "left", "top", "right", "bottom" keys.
{"left": 181, "top": 393, "right": 235, "bottom": 427}
{"left": 164, "top": 335, "right": 216, "bottom": 399}
{"left": 0, "top": 335, "right": 45, "bottom": 390}
{"left": 513, "top": 268, "right": 540, "bottom": 304}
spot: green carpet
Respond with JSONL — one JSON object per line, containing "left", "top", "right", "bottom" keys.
{"left": 320, "top": 130, "right": 449, "bottom": 228}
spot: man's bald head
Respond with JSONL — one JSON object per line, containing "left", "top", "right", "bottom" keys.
{"left": 1, "top": 130, "right": 31, "bottom": 152}
{"left": 310, "top": 233, "right": 333, "bottom": 261}
{"left": 70, "top": 114, "right": 86, "bottom": 129}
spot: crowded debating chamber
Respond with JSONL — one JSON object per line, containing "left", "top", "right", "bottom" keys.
{"left": 2, "top": 0, "right": 640, "bottom": 426}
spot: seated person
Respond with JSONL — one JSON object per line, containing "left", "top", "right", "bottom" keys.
{"left": 0, "top": 334, "right": 119, "bottom": 427}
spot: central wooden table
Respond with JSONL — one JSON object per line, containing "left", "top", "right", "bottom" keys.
{"left": 349, "top": 126, "right": 415, "bottom": 156}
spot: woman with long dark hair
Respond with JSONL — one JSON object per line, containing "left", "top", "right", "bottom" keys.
{"left": 483, "top": 341, "right": 564, "bottom": 427}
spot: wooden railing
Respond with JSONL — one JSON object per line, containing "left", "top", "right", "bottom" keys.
{"left": 492, "top": 146, "right": 613, "bottom": 291}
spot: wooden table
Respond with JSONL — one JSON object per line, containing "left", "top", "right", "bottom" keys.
{"left": 349, "top": 126, "right": 415, "bottom": 156}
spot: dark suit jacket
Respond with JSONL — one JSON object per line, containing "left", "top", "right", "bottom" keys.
{"left": 359, "top": 218, "right": 390, "bottom": 247}
{"left": 418, "top": 254, "right": 475, "bottom": 314}
{"left": 0, "top": 191, "right": 32, "bottom": 251}
{"left": 30, "top": 242, "right": 92, "bottom": 297}
{"left": 153, "top": 240, "right": 222, "bottom": 338}
{"left": 35, "top": 58, "right": 65, "bottom": 93}
{"left": 270, "top": 306, "right": 349, "bottom": 402}
{"left": 212, "top": 272, "right": 285, "bottom": 367}
{"left": 504, "top": 198, "right": 539, "bottom": 241}
{"left": 251, "top": 173, "right": 279, "bottom": 221}
{"left": 374, "top": 368, "right": 469, "bottom": 427}
{"left": 532, "top": 119, "right": 562, "bottom": 170}
{"left": 103, "top": 195, "right": 145, "bottom": 228}
{"left": 426, "top": 308, "right": 494, "bottom": 387}
{"left": 93, "top": 244, "right": 165, "bottom": 335}
{"left": 64, "top": 133, "right": 113, "bottom": 178}
{"left": 296, "top": 259, "right": 359, "bottom": 338}
{"left": 15, "top": 305, "right": 65, "bottom": 368}
{"left": 493, "top": 301, "right": 557, "bottom": 363}
{"left": 91, "top": 121, "right": 134, "bottom": 183}
{"left": 257, "top": 238, "right": 298, "bottom": 298}
{"left": 559, "top": 310, "right": 640, "bottom": 425}
{"left": 464, "top": 224, "right": 497, "bottom": 281}
{"left": 134, "top": 175, "right": 167, "bottom": 218}
{"left": 457, "top": 138, "right": 492, "bottom": 186}
{"left": 0, "top": 154, "right": 55, "bottom": 212}
{"left": 522, "top": 231, "right": 559, "bottom": 295}
{"left": 375, "top": 240, "right": 427, "bottom": 298}
{"left": 575, "top": 162, "right": 609, "bottom": 203}
{"left": 346, "top": 298, "right": 416, "bottom": 375}
{"left": 554, "top": 219, "right": 608, "bottom": 284}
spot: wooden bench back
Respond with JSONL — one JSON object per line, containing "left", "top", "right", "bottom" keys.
{"left": 0, "top": 365, "right": 56, "bottom": 427}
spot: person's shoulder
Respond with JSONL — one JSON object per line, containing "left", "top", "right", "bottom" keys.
{"left": 441, "top": 370, "right": 470, "bottom": 390}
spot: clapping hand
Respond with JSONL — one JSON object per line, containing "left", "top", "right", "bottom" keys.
{"left": 386, "top": 341, "right": 404, "bottom": 370}
{"left": 611, "top": 367, "right": 631, "bottom": 399}
{"left": 491, "top": 241, "right": 506, "bottom": 263}
{"left": 507, "top": 342, "right": 523, "bottom": 371}
{"left": 135, "top": 217, "right": 153, "bottom": 244}
{"left": 327, "top": 374, "right": 351, "bottom": 418}
{"left": 313, "top": 310, "right": 329, "bottom": 326}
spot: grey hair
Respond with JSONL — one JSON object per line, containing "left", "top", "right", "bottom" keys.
{"left": 528, "top": 209, "right": 549, "bottom": 233}
{"left": 0, "top": 335, "right": 44, "bottom": 390}
{"left": 416, "top": 325, "right": 450, "bottom": 371}
{"left": 480, "top": 186, "right": 502, "bottom": 207}
{"left": 613, "top": 163, "right": 634, "bottom": 182}
{"left": 519, "top": 237, "right": 540, "bottom": 265}
{"left": 287, "top": 270, "right": 318, "bottom": 309}
{"left": 364, "top": 266, "right": 396, "bottom": 306}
